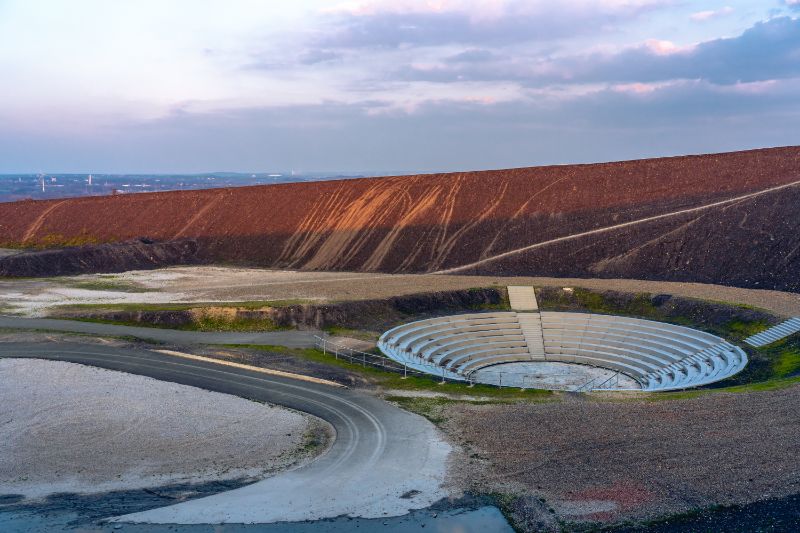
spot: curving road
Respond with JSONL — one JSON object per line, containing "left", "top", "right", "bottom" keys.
{"left": 0, "top": 331, "right": 451, "bottom": 524}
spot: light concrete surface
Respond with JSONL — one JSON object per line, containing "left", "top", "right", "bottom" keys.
{"left": 0, "top": 342, "right": 453, "bottom": 525}
{"left": 517, "top": 312, "right": 546, "bottom": 359}
{"left": 471, "top": 361, "right": 640, "bottom": 390}
{"left": 379, "top": 311, "right": 746, "bottom": 391}
{"left": 745, "top": 317, "right": 800, "bottom": 346}
{"left": 0, "top": 358, "right": 327, "bottom": 498}
{"left": 507, "top": 285, "right": 538, "bottom": 310}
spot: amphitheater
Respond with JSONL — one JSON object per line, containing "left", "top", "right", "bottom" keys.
{"left": 378, "top": 286, "right": 750, "bottom": 392}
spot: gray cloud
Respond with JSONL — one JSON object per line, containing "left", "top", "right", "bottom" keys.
{"left": 298, "top": 49, "right": 343, "bottom": 65}
{"left": 3, "top": 77, "right": 797, "bottom": 173}
{"left": 564, "top": 16, "right": 800, "bottom": 84}
{"left": 444, "top": 49, "right": 504, "bottom": 63}
{"left": 317, "top": 3, "right": 671, "bottom": 49}
{"left": 388, "top": 17, "right": 800, "bottom": 86}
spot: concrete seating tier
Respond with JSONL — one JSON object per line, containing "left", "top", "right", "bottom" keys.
{"left": 745, "top": 317, "right": 800, "bottom": 347}
{"left": 378, "top": 311, "right": 747, "bottom": 392}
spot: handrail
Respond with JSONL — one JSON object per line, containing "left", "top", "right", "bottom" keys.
{"left": 315, "top": 335, "right": 581, "bottom": 391}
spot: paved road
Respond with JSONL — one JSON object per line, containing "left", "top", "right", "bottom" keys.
{"left": 0, "top": 340, "right": 450, "bottom": 524}
{"left": 0, "top": 316, "right": 319, "bottom": 348}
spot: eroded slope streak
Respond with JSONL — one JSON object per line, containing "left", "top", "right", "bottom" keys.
{"left": 0, "top": 146, "right": 799, "bottom": 289}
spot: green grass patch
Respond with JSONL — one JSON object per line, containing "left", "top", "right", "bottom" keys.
{"left": 185, "top": 317, "right": 289, "bottom": 332}
{"left": 470, "top": 287, "right": 511, "bottom": 311}
{"left": 537, "top": 287, "right": 776, "bottom": 341}
{"left": 53, "top": 299, "right": 312, "bottom": 313}
{"left": 761, "top": 336, "right": 800, "bottom": 378}
{"left": 66, "top": 315, "right": 290, "bottom": 333}
{"left": 222, "top": 344, "right": 554, "bottom": 398}
{"left": 724, "top": 318, "right": 770, "bottom": 341}
{"left": 65, "top": 279, "right": 156, "bottom": 293}
{"left": 322, "top": 326, "right": 380, "bottom": 341}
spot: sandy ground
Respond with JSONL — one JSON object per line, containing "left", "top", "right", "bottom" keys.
{"left": 2, "top": 266, "right": 799, "bottom": 317}
{"left": 0, "top": 358, "right": 331, "bottom": 499}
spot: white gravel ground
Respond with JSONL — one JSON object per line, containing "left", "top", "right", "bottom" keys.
{"left": 0, "top": 358, "right": 330, "bottom": 498}
{"left": 0, "top": 288, "right": 190, "bottom": 316}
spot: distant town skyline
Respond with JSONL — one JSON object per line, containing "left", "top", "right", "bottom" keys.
{"left": 1, "top": 0, "right": 799, "bottom": 173}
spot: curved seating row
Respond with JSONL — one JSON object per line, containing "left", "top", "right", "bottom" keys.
{"left": 378, "top": 311, "right": 748, "bottom": 391}
{"left": 539, "top": 312, "right": 747, "bottom": 390}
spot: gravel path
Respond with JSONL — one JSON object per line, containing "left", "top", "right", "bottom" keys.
{"left": 0, "top": 358, "right": 330, "bottom": 499}
{"left": 2, "top": 266, "right": 798, "bottom": 317}
{"left": 441, "top": 386, "right": 800, "bottom": 528}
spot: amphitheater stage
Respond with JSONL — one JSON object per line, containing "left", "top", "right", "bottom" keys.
{"left": 471, "top": 361, "right": 640, "bottom": 390}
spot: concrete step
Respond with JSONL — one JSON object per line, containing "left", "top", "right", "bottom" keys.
{"left": 507, "top": 286, "right": 538, "bottom": 311}
{"left": 517, "top": 312, "right": 546, "bottom": 359}
{"left": 745, "top": 317, "right": 800, "bottom": 347}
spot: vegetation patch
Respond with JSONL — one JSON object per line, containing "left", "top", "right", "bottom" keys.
{"left": 322, "top": 326, "right": 380, "bottom": 341}
{"left": 54, "top": 299, "right": 311, "bottom": 313}
{"left": 385, "top": 395, "right": 550, "bottom": 425}
{"left": 65, "top": 279, "right": 156, "bottom": 293}
{"left": 70, "top": 314, "right": 290, "bottom": 332}
{"left": 224, "top": 344, "right": 554, "bottom": 399}
{"left": 536, "top": 286, "right": 777, "bottom": 341}
{"left": 52, "top": 288, "right": 504, "bottom": 333}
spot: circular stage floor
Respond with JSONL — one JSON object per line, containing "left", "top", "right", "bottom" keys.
{"left": 470, "top": 361, "right": 640, "bottom": 390}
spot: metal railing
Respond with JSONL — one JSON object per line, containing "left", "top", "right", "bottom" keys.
{"left": 315, "top": 335, "right": 464, "bottom": 383}
{"left": 314, "top": 335, "right": 601, "bottom": 391}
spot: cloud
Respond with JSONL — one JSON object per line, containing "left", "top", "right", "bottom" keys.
{"left": 298, "top": 49, "right": 344, "bottom": 65}
{"left": 566, "top": 16, "right": 800, "bottom": 85}
{"left": 690, "top": 6, "right": 734, "bottom": 22}
{"left": 389, "top": 17, "right": 800, "bottom": 87}
{"left": 5, "top": 74, "right": 798, "bottom": 174}
{"left": 317, "top": 0, "right": 673, "bottom": 48}
{"left": 445, "top": 48, "right": 503, "bottom": 63}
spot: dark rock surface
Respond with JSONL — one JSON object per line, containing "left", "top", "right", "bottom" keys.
{"left": 0, "top": 238, "right": 207, "bottom": 277}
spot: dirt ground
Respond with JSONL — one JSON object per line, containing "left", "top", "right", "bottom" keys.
{"left": 436, "top": 386, "right": 800, "bottom": 530}
{"left": 2, "top": 266, "right": 799, "bottom": 317}
{"left": 0, "top": 358, "right": 332, "bottom": 499}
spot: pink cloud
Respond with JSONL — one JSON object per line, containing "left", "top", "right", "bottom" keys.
{"left": 643, "top": 39, "right": 693, "bottom": 55}
{"left": 690, "top": 6, "right": 734, "bottom": 21}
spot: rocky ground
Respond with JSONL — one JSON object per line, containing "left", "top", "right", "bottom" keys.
{"left": 0, "top": 358, "right": 332, "bottom": 499}
{"left": 430, "top": 386, "right": 800, "bottom": 531}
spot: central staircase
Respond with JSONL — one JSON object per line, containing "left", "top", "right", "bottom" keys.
{"left": 517, "top": 312, "right": 546, "bottom": 360}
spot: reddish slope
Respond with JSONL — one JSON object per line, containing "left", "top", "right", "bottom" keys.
{"left": 1, "top": 146, "right": 799, "bottom": 289}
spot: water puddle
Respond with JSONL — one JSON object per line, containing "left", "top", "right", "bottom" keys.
{"left": 1, "top": 505, "right": 512, "bottom": 532}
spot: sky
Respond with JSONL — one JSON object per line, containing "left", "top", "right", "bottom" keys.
{"left": 0, "top": 0, "right": 798, "bottom": 174}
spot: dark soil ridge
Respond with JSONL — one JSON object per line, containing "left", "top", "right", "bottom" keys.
{"left": 1, "top": 146, "right": 799, "bottom": 291}
{"left": 0, "top": 238, "right": 207, "bottom": 277}
{"left": 55, "top": 287, "right": 507, "bottom": 332}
